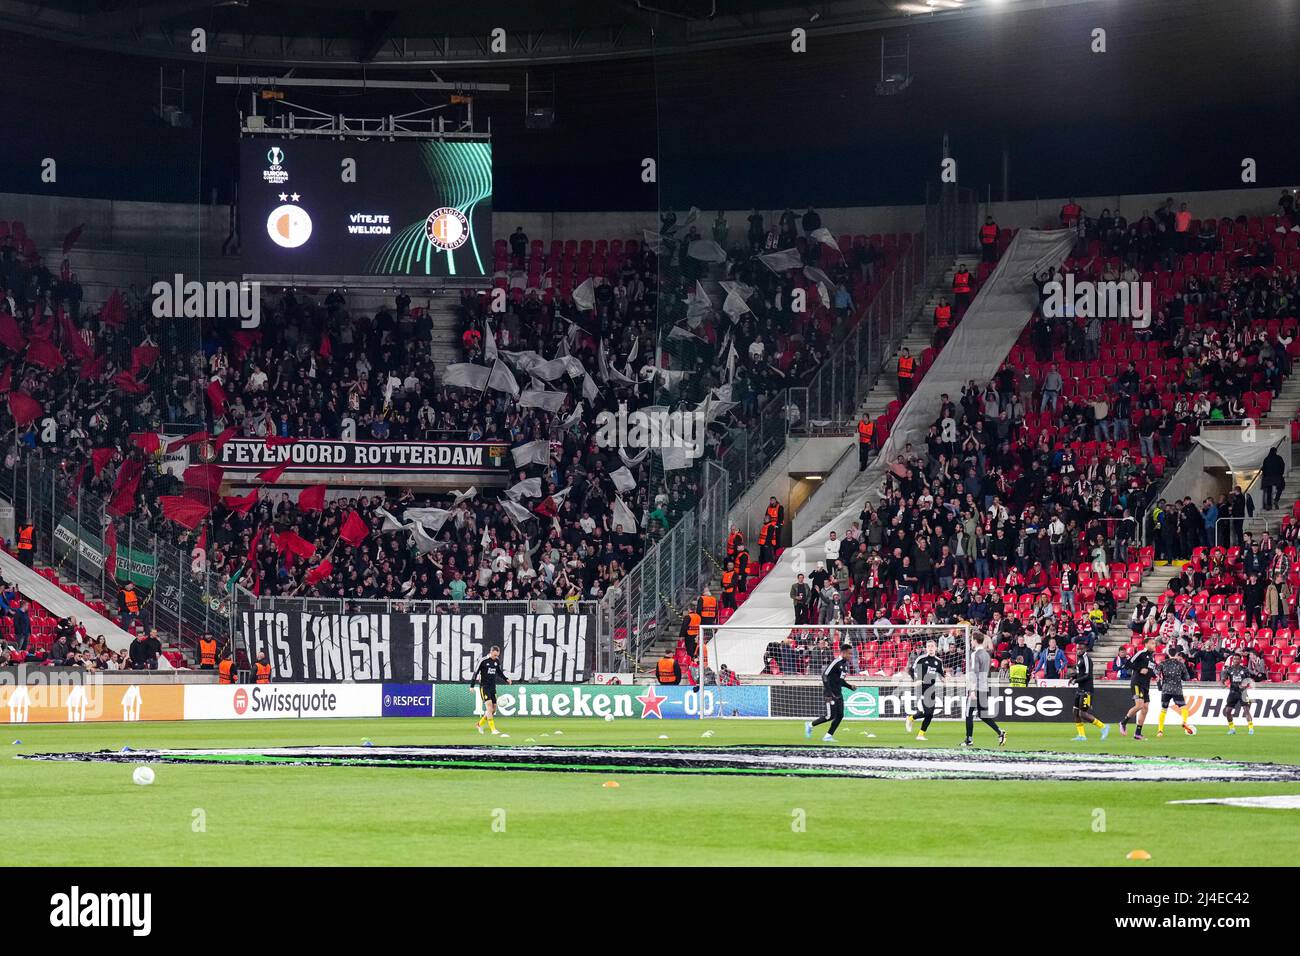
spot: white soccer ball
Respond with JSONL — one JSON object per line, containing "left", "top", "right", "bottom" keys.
{"left": 1186, "top": 724, "right": 1198, "bottom": 736}
{"left": 604, "top": 714, "right": 615, "bottom": 722}
{"left": 132, "top": 766, "right": 155, "bottom": 786}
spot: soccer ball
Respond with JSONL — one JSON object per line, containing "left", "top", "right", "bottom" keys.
{"left": 132, "top": 766, "right": 155, "bottom": 786}
{"left": 1184, "top": 724, "right": 1198, "bottom": 736}
{"left": 604, "top": 714, "right": 615, "bottom": 722}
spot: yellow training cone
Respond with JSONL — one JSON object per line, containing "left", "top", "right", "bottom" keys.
{"left": 602, "top": 781, "right": 620, "bottom": 788}
{"left": 1126, "top": 849, "right": 1152, "bottom": 861}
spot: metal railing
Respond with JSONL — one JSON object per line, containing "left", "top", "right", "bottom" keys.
{"left": 1, "top": 454, "right": 234, "bottom": 653}
{"left": 600, "top": 460, "right": 728, "bottom": 668}
{"left": 715, "top": 236, "right": 932, "bottom": 505}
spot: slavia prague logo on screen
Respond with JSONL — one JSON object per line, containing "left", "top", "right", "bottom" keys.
{"left": 425, "top": 207, "right": 470, "bottom": 251}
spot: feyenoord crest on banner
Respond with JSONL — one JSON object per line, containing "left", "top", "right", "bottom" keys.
{"left": 425, "top": 206, "right": 470, "bottom": 251}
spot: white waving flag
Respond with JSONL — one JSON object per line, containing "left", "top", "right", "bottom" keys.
{"left": 809, "top": 227, "right": 842, "bottom": 252}
{"left": 443, "top": 363, "right": 491, "bottom": 391}
{"left": 612, "top": 496, "right": 639, "bottom": 533}
{"left": 500, "top": 497, "right": 535, "bottom": 525}
{"left": 484, "top": 318, "right": 498, "bottom": 361}
{"left": 610, "top": 466, "right": 637, "bottom": 494}
{"left": 519, "top": 389, "right": 567, "bottom": 412}
{"left": 759, "top": 248, "right": 803, "bottom": 273}
{"left": 511, "top": 440, "right": 551, "bottom": 468}
{"left": 687, "top": 240, "right": 727, "bottom": 263}
{"left": 374, "top": 506, "right": 406, "bottom": 532}
{"left": 506, "top": 477, "right": 542, "bottom": 500}
{"left": 487, "top": 359, "right": 520, "bottom": 398}
{"left": 572, "top": 278, "right": 596, "bottom": 311}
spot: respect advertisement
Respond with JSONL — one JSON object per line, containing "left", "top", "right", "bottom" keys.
{"left": 432, "top": 683, "right": 771, "bottom": 719}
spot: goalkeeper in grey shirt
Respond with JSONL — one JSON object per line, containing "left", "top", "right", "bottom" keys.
{"left": 963, "top": 632, "right": 1007, "bottom": 748}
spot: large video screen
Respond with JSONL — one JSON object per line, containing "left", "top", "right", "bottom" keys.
{"left": 239, "top": 139, "right": 492, "bottom": 278}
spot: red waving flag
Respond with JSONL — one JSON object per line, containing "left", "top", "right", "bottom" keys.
{"left": 104, "top": 522, "right": 118, "bottom": 578}
{"left": 79, "top": 355, "right": 107, "bottom": 381}
{"left": 221, "top": 490, "right": 260, "bottom": 515}
{"left": 7, "top": 391, "right": 43, "bottom": 427}
{"left": 305, "top": 560, "right": 333, "bottom": 586}
{"left": 160, "top": 496, "right": 212, "bottom": 530}
{"left": 111, "top": 371, "right": 149, "bottom": 394}
{"left": 107, "top": 458, "right": 143, "bottom": 517}
{"left": 297, "top": 484, "right": 326, "bottom": 512}
{"left": 25, "top": 338, "right": 64, "bottom": 371}
{"left": 91, "top": 447, "right": 116, "bottom": 476}
{"left": 273, "top": 529, "right": 317, "bottom": 561}
{"left": 167, "top": 431, "right": 208, "bottom": 454}
{"left": 257, "top": 462, "right": 289, "bottom": 484}
{"left": 183, "top": 464, "right": 225, "bottom": 495}
{"left": 214, "top": 425, "right": 239, "bottom": 451}
{"left": 130, "top": 345, "right": 160, "bottom": 376}
{"left": 59, "top": 311, "right": 93, "bottom": 362}
{"left": 339, "top": 511, "right": 369, "bottom": 547}
{"left": 0, "top": 314, "right": 26, "bottom": 352}
{"left": 130, "top": 432, "right": 161, "bottom": 455}
{"left": 206, "top": 380, "right": 228, "bottom": 417}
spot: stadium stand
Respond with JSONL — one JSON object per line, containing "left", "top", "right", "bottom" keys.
{"left": 715, "top": 200, "right": 1300, "bottom": 685}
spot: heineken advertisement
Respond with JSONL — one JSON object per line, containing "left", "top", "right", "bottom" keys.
{"left": 430, "top": 683, "right": 771, "bottom": 719}
{"left": 52, "top": 517, "right": 156, "bottom": 588}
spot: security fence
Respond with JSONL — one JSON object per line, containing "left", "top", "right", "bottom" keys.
{"left": 2, "top": 453, "right": 233, "bottom": 654}
{"left": 601, "top": 460, "right": 728, "bottom": 669}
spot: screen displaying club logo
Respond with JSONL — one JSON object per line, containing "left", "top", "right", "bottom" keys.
{"left": 267, "top": 204, "right": 313, "bottom": 248}
{"left": 424, "top": 206, "right": 470, "bottom": 251}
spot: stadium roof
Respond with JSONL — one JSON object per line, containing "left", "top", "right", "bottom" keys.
{"left": 0, "top": 0, "right": 1099, "bottom": 66}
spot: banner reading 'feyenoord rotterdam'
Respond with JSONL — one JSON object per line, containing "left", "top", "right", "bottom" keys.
{"left": 239, "top": 609, "right": 592, "bottom": 683}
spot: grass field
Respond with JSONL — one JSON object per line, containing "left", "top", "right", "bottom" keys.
{"left": 4, "top": 717, "right": 1299, "bottom": 866}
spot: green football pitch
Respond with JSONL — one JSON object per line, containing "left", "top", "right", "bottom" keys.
{"left": 4, "top": 718, "right": 1299, "bottom": 867}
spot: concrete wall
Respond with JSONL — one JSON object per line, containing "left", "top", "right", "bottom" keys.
{"left": 725, "top": 435, "right": 854, "bottom": 545}
{"left": 8, "top": 183, "right": 1292, "bottom": 256}
{"left": 983, "top": 186, "right": 1294, "bottom": 232}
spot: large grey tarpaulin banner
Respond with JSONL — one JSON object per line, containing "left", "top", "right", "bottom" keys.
{"left": 238, "top": 608, "right": 592, "bottom": 683}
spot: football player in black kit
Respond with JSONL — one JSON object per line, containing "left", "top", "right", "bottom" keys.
{"left": 1120, "top": 636, "right": 1156, "bottom": 740}
{"left": 1069, "top": 646, "right": 1109, "bottom": 741}
{"left": 472, "top": 645, "right": 512, "bottom": 736}
{"left": 805, "top": 642, "right": 857, "bottom": 742}
{"left": 905, "top": 639, "right": 944, "bottom": 741}
{"left": 1222, "top": 652, "right": 1256, "bottom": 736}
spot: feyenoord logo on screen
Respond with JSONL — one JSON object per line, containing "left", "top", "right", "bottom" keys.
{"left": 425, "top": 206, "right": 469, "bottom": 251}
{"left": 267, "top": 202, "right": 313, "bottom": 248}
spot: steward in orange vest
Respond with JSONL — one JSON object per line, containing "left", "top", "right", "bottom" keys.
{"left": 979, "top": 217, "right": 999, "bottom": 262}
{"left": 952, "top": 267, "right": 972, "bottom": 295}
{"left": 857, "top": 418, "right": 875, "bottom": 470}
{"left": 933, "top": 299, "right": 954, "bottom": 348}
{"left": 218, "top": 658, "right": 236, "bottom": 684}
{"left": 681, "top": 610, "right": 702, "bottom": 657}
{"left": 255, "top": 654, "right": 271, "bottom": 684}
{"left": 726, "top": 527, "right": 744, "bottom": 559}
{"left": 721, "top": 563, "right": 738, "bottom": 609}
{"left": 897, "top": 349, "right": 916, "bottom": 400}
{"left": 764, "top": 497, "right": 785, "bottom": 530}
{"left": 657, "top": 653, "right": 682, "bottom": 685}
{"left": 198, "top": 635, "right": 218, "bottom": 668}
{"left": 698, "top": 589, "right": 718, "bottom": 624}
{"left": 16, "top": 523, "right": 33, "bottom": 566}
{"left": 758, "top": 520, "right": 778, "bottom": 563}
